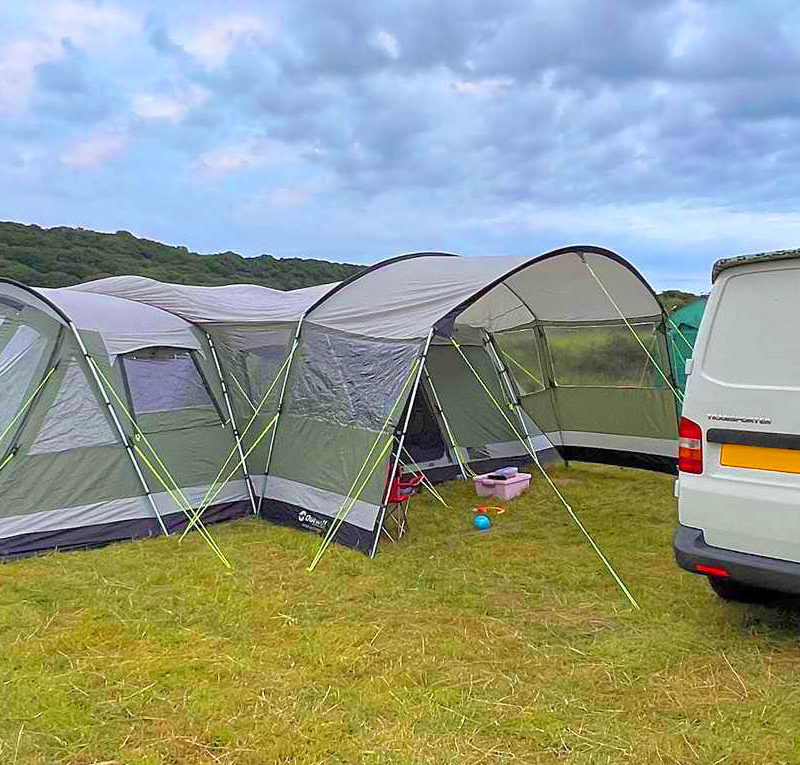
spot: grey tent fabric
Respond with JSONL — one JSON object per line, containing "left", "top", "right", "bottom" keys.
{"left": 0, "top": 323, "right": 47, "bottom": 437}
{"left": 69, "top": 276, "right": 339, "bottom": 324}
{"left": 305, "top": 250, "right": 662, "bottom": 340}
{"left": 27, "top": 357, "right": 117, "bottom": 454}
{"left": 38, "top": 288, "right": 202, "bottom": 360}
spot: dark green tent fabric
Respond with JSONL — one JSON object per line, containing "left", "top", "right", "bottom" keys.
{"left": 668, "top": 298, "right": 707, "bottom": 392}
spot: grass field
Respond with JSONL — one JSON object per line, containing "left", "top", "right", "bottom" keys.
{"left": 3, "top": 463, "right": 800, "bottom": 764}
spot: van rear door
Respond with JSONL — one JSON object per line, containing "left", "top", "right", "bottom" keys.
{"left": 680, "top": 260, "right": 800, "bottom": 563}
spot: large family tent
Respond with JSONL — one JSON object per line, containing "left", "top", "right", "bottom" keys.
{"left": 2, "top": 246, "right": 680, "bottom": 561}
{"left": 69, "top": 276, "right": 338, "bottom": 520}
{"left": 667, "top": 297, "right": 707, "bottom": 392}
{"left": 259, "top": 246, "right": 680, "bottom": 557}
{"left": 0, "top": 280, "right": 256, "bottom": 557}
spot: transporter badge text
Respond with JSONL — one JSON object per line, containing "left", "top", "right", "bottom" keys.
{"left": 707, "top": 414, "right": 772, "bottom": 425}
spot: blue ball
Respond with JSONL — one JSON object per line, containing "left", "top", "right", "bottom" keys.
{"left": 474, "top": 513, "right": 491, "bottom": 530}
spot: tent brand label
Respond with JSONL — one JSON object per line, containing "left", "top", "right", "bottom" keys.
{"left": 707, "top": 414, "right": 772, "bottom": 425}
{"left": 298, "top": 510, "right": 329, "bottom": 531}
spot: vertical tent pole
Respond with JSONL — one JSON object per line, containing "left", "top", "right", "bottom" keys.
{"left": 422, "top": 365, "right": 469, "bottom": 480}
{"left": 256, "top": 316, "right": 304, "bottom": 516}
{"left": 68, "top": 321, "right": 169, "bottom": 537}
{"left": 204, "top": 331, "right": 257, "bottom": 514}
{"left": 369, "top": 328, "right": 434, "bottom": 559}
{"left": 483, "top": 331, "right": 540, "bottom": 459}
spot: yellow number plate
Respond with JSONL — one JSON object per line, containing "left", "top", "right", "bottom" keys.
{"left": 720, "top": 443, "right": 800, "bottom": 474}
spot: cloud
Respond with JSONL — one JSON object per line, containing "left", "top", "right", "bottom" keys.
{"left": 266, "top": 186, "right": 314, "bottom": 208}
{"left": 195, "top": 138, "right": 302, "bottom": 177}
{"left": 5, "top": 0, "right": 800, "bottom": 286}
{"left": 0, "top": 1, "right": 138, "bottom": 113}
{"left": 179, "top": 14, "right": 274, "bottom": 68}
{"left": 451, "top": 78, "right": 511, "bottom": 95}
{"left": 61, "top": 130, "right": 127, "bottom": 168}
{"left": 40, "top": 1, "right": 139, "bottom": 44}
{"left": 132, "top": 85, "right": 209, "bottom": 123}
{"left": 371, "top": 29, "right": 400, "bottom": 60}
{"left": 0, "top": 39, "right": 61, "bottom": 112}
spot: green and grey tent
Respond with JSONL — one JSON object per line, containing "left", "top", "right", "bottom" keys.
{"left": 0, "top": 280, "right": 263, "bottom": 557}
{"left": 667, "top": 297, "right": 707, "bottom": 393}
{"left": 253, "top": 247, "right": 680, "bottom": 556}
{"left": 2, "top": 246, "right": 680, "bottom": 560}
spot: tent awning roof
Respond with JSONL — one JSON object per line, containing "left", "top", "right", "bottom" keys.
{"left": 0, "top": 280, "right": 203, "bottom": 359}
{"left": 54, "top": 247, "right": 662, "bottom": 341}
{"left": 69, "top": 276, "right": 340, "bottom": 324}
{"left": 304, "top": 247, "right": 663, "bottom": 340}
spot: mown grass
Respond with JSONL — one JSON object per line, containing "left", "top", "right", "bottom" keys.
{"left": 3, "top": 463, "right": 800, "bottom": 763}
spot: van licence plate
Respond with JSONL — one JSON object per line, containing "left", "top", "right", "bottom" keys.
{"left": 720, "top": 443, "right": 800, "bottom": 474}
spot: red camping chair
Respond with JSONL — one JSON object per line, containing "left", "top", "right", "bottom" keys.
{"left": 382, "top": 470, "right": 425, "bottom": 542}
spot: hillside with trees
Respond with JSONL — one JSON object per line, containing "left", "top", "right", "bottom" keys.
{"left": 0, "top": 221, "right": 363, "bottom": 289}
{"left": 0, "top": 221, "right": 700, "bottom": 310}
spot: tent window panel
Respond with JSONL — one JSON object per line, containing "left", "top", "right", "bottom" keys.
{"left": 545, "top": 323, "right": 666, "bottom": 388}
{"left": 28, "top": 358, "right": 117, "bottom": 454}
{"left": 493, "top": 329, "right": 546, "bottom": 395}
{"left": 289, "top": 326, "right": 421, "bottom": 432}
{"left": 246, "top": 345, "right": 289, "bottom": 403}
{"left": 123, "top": 349, "right": 216, "bottom": 416}
{"left": 0, "top": 323, "right": 48, "bottom": 439}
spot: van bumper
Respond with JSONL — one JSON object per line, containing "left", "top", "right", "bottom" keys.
{"left": 673, "top": 524, "right": 800, "bottom": 595}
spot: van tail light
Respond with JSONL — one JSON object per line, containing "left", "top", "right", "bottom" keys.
{"left": 694, "top": 563, "right": 729, "bottom": 578}
{"left": 679, "top": 417, "right": 703, "bottom": 474}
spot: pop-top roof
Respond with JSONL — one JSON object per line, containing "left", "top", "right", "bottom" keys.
{"left": 712, "top": 248, "right": 800, "bottom": 282}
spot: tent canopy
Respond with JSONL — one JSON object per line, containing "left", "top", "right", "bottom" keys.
{"left": 0, "top": 281, "right": 202, "bottom": 360}
{"left": 70, "top": 275, "right": 339, "bottom": 325}
{"left": 304, "top": 247, "right": 663, "bottom": 340}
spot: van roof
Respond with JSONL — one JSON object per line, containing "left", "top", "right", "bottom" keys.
{"left": 713, "top": 247, "right": 800, "bottom": 282}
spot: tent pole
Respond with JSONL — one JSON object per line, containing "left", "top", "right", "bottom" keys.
{"left": 422, "top": 365, "right": 469, "bottom": 480}
{"left": 369, "top": 329, "right": 434, "bottom": 559}
{"left": 68, "top": 322, "right": 169, "bottom": 537}
{"left": 204, "top": 331, "right": 257, "bottom": 514}
{"left": 256, "top": 316, "right": 304, "bottom": 516}
{"left": 483, "top": 331, "right": 539, "bottom": 459}
{"left": 449, "top": 337, "right": 640, "bottom": 610}
{"left": 580, "top": 254, "right": 683, "bottom": 404}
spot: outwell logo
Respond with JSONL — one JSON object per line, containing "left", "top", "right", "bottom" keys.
{"left": 298, "top": 510, "right": 329, "bottom": 531}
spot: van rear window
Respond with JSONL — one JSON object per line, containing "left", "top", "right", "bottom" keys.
{"left": 704, "top": 268, "right": 800, "bottom": 388}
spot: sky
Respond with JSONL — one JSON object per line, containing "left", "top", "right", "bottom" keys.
{"left": 1, "top": 1, "right": 799, "bottom": 291}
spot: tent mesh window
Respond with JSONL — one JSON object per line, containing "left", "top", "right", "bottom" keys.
{"left": 544, "top": 322, "right": 666, "bottom": 388}
{"left": 493, "top": 328, "right": 546, "bottom": 395}
{"left": 0, "top": 318, "right": 48, "bottom": 439}
{"left": 288, "top": 325, "right": 421, "bottom": 432}
{"left": 245, "top": 345, "right": 289, "bottom": 406}
{"left": 122, "top": 348, "right": 216, "bottom": 416}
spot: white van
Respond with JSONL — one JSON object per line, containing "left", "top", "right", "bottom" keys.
{"left": 674, "top": 249, "right": 800, "bottom": 601}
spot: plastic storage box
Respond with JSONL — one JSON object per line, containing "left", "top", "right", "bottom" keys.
{"left": 474, "top": 472, "right": 532, "bottom": 500}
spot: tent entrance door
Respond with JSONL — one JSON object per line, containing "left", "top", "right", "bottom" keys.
{"left": 402, "top": 387, "right": 446, "bottom": 464}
